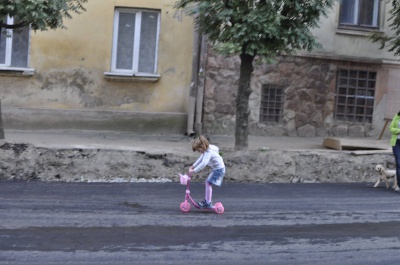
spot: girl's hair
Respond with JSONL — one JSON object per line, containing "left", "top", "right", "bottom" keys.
{"left": 398, "top": 110, "right": 400, "bottom": 115}
{"left": 192, "top": 135, "right": 209, "bottom": 151}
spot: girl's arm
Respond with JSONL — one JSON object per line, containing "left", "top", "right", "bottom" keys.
{"left": 193, "top": 151, "right": 211, "bottom": 173}
{"left": 192, "top": 155, "right": 203, "bottom": 168}
{"left": 389, "top": 115, "right": 400, "bottom": 135}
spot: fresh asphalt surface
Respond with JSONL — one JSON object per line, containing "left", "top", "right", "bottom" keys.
{"left": 0, "top": 181, "right": 400, "bottom": 265}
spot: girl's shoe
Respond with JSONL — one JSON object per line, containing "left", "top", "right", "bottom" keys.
{"left": 198, "top": 199, "right": 213, "bottom": 208}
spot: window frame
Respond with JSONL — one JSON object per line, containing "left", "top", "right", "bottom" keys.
{"left": 338, "top": 0, "right": 380, "bottom": 31}
{"left": 334, "top": 69, "right": 376, "bottom": 124}
{"left": 259, "top": 83, "right": 285, "bottom": 124}
{"left": 0, "top": 16, "right": 33, "bottom": 75}
{"left": 110, "top": 8, "right": 161, "bottom": 76}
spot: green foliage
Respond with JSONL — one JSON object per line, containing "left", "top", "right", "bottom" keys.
{"left": 174, "top": 0, "right": 335, "bottom": 58}
{"left": 369, "top": 0, "right": 400, "bottom": 57}
{"left": 0, "top": 0, "right": 87, "bottom": 31}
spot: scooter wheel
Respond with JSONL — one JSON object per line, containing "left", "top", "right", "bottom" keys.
{"left": 214, "top": 202, "right": 224, "bottom": 214}
{"left": 180, "top": 202, "right": 191, "bottom": 213}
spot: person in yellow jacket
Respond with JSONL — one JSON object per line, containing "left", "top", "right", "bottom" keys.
{"left": 389, "top": 110, "right": 400, "bottom": 191}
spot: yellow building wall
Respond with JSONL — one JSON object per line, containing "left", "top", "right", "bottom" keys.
{"left": 1, "top": 0, "right": 194, "bottom": 115}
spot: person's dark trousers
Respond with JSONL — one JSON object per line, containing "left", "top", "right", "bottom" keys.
{"left": 393, "top": 139, "right": 400, "bottom": 183}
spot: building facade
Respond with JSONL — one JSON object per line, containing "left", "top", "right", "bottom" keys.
{"left": 2, "top": 1, "right": 399, "bottom": 139}
{"left": 200, "top": 0, "right": 400, "bottom": 138}
{"left": 0, "top": 0, "right": 194, "bottom": 134}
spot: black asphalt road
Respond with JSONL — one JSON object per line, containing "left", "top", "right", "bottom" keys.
{"left": 0, "top": 181, "right": 399, "bottom": 265}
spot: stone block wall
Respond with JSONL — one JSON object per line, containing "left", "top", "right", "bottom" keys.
{"left": 202, "top": 49, "right": 384, "bottom": 137}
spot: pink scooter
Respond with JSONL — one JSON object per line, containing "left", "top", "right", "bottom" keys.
{"left": 179, "top": 172, "right": 224, "bottom": 214}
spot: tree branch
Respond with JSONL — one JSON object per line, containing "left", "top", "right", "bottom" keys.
{"left": 224, "top": 0, "right": 230, "bottom": 8}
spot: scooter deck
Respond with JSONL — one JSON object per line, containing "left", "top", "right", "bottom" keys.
{"left": 193, "top": 201, "right": 222, "bottom": 210}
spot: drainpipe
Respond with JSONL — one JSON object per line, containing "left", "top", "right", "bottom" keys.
{"left": 0, "top": 99, "right": 4, "bottom": 140}
{"left": 194, "top": 35, "right": 208, "bottom": 135}
{"left": 186, "top": 23, "right": 201, "bottom": 136}
{"left": 0, "top": 25, "right": 4, "bottom": 140}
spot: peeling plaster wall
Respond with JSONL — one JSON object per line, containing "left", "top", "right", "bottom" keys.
{"left": 0, "top": 0, "right": 194, "bottom": 133}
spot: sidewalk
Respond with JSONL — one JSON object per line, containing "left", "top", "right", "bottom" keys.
{"left": 2, "top": 129, "right": 331, "bottom": 154}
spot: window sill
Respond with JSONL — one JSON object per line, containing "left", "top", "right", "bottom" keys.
{"left": 336, "top": 27, "right": 383, "bottom": 37}
{"left": 0, "top": 67, "right": 34, "bottom": 77}
{"left": 103, "top": 72, "right": 160, "bottom": 83}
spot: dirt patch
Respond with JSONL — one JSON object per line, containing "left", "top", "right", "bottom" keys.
{"left": 0, "top": 142, "right": 395, "bottom": 184}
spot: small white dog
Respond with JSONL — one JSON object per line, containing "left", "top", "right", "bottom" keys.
{"left": 374, "top": 164, "right": 398, "bottom": 190}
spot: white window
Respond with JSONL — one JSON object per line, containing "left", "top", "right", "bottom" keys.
{"left": 111, "top": 8, "right": 160, "bottom": 75}
{"left": 339, "top": 0, "right": 380, "bottom": 29}
{"left": 0, "top": 16, "right": 30, "bottom": 68}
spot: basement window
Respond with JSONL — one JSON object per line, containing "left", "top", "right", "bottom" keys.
{"left": 334, "top": 69, "right": 376, "bottom": 124}
{"left": 259, "top": 84, "right": 284, "bottom": 124}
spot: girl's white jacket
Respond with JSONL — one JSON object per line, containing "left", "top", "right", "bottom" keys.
{"left": 192, "top": 145, "right": 225, "bottom": 173}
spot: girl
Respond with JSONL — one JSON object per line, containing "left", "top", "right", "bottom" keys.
{"left": 189, "top": 135, "right": 225, "bottom": 208}
{"left": 389, "top": 110, "right": 400, "bottom": 191}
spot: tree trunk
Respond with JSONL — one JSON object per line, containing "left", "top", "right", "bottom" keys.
{"left": 234, "top": 53, "right": 254, "bottom": 150}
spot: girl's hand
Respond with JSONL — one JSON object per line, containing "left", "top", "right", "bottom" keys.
{"left": 189, "top": 167, "right": 194, "bottom": 174}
